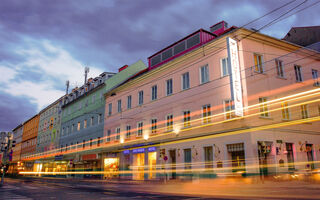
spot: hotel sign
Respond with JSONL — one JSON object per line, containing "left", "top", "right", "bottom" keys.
{"left": 227, "top": 37, "right": 243, "bottom": 117}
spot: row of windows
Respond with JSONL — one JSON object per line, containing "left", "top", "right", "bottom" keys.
{"left": 259, "top": 98, "right": 318, "bottom": 120}
{"left": 107, "top": 104, "right": 214, "bottom": 140}
{"left": 108, "top": 64, "right": 210, "bottom": 115}
{"left": 62, "top": 114, "right": 102, "bottom": 136}
{"left": 109, "top": 53, "right": 319, "bottom": 116}
{"left": 254, "top": 54, "right": 319, "bottom": 84}
{"left": 61, "top": 137, "right": 101, "bottom": 151}
{"left": 107, "top": 99, "right": 320, "bottom": 141}
{"left": 63, "top": 92, "right": 104, "bottom": 117}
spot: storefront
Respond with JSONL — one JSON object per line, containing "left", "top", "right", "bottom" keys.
{"left": 227, "top": 143, "right": 246, "bottom": 172}
{"left": 103, "top": 153, "right": 119, "bottom": 179}
{"left": 120, "top": 147, "right": 158, "bottom": 180}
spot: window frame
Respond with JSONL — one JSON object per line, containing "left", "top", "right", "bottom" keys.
{"left": 151, "top": 85, "right": 158, "bottom": 101}
{"left": 117, "top": 99, "right": 122, "bottom": 113}
{"left": 294, "top": 65, "right": 303, "bottom": 82}
{"left": 200, "top": 64, "right": 209, "bottom": 84}
{"left": 254, "top": 53, "right": 264, "bottom": 73}
{"left": 166, "top": 79, "right": 173, "bottom": 96}
{"left": 259, "top": 97, "right": 269, "bottom": 118}
{"left": 137, "top": 121, "right": 143, "bottom": 137}
{"left": 281, "top": 101, "right": 290, "bottom": 120}
{"left": 202, "top": 104, "right": 211, "bottom": 124}
{"left": 182, "top": 72, "right": 190, "bottom": 90}
{"left": 127, "top": 95, "right": 132, "bottom": 109}
{"left": 183, "top": 110, "right": 191, "bottom": 128}
{"left": 224, "top": 99, "right": 233, "bottom": 120}
{"left": 275, "top": 59, "right": 285, "bottom": 78}
{"left": 166, "top": 114, "right": 174, "bottom": 131}
{"left": 151, "top": 118, "right": 157, "bottom": 134}
{"left": 138, "top": 90, "right": 144, "bottom": 105}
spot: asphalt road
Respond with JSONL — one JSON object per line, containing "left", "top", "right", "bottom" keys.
{"left": 0, "top": 178, "right": 220, "bottom": 200}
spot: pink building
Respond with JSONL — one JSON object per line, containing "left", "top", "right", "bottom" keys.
{"left": 103, "top": 21, "right": 320, "bottom": 180}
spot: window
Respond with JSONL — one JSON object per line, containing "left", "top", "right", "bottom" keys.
{"left": 202, "top": 104, "right": 211, "bottom": 124}
{"left": 275, "top": 59, "right": 285, "bottom": 78}
{"left": 117, "top": 100, "right": 122, "bottom": 113}
{"left": 204, "top": 146, "right": 213, "bottom": 169}
{"left": 92, "top": 94, "right": 95, "bottom": 104}
{"left": 182, "top": 72, "right": 190, "bottom": 90}
{"left": 91, "top": 117, "right": 94, "bottom": 126}
{"left": 221, "top": 57, "right": 229, "bottom": 77}
{"left": 126, "top": 125, "right": 131, "bottom": 138}
{"left": 301, "top": 104, "right": 308, "bottom": 119}
{"left": 116, "top": 127, "right": 120, "bottom": 140}
{"left": 294, "top": 65, "right": 303, "bottom": 82}
{"left": 83, "top": 140, "right": 85, "bottom": 149}
{"left": 77, "top": 122, "right": 80, "bottom": 131}
{"left": 137, "top": 122, "right": 143, "bottom": 137}
{"left": 166, "top": 114, "right": 173, "bottom": 131}
{"left": 98, "top": 114, "right": 102, "bottom": 124}
{"left": 138, "top": 91, "right": 144, "bottom": 105}
{"left": 184, "top": 148, "right": 192, "bottom": 169}
{"left": 84, "top": 119, "right": 87, "bottom": 128}
{"left": 127, "top": 95, "right": 132, "bottom": 109}
{"left": 166, "top": 79, "right": 173, "bottom": 96}
{"left": 151, "top": 118, "right": 157, "bottom": 134}
{"left": 183, "top": 111, "right": 191, "bottom": 128}
{"left": 71, "top": 124, "right": 74, "bottom": 133}
{"left": 151, "top": 85, "right": 157, "bottom": 100}
{"left": 106, "top": 130, "right": 111, "bottom": 142}
{"left": 200, "top": 64, "right": 209, "bottom": 84}
{"left": 312, "top": 69, "right": 319, "bottom": 86}
{"left": 224, "top": 99, "right": 233, "bottom": 120}
{"left": 108, "top": 103, "right": 112, "bottom": 116}
{"left": 259, "top": 97, "right": 269, "bottom": 117}
{"left": 281, "top": 102, "right": 290, "bottom": 120}
{"left": 254, "top": 53, "right": 264, "bottom": 73}
{"left": 97, "top": 137, "right": 100, "bottom": 146}
{"left": 90, "top": 138, "right": 92, "bottom": 147}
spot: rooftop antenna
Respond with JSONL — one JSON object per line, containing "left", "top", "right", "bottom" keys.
{"left": 84, "top": 66, "right": 90, "bottom": 84}
{"left": 65, "top": 80, "right": 70, "bottom": 95}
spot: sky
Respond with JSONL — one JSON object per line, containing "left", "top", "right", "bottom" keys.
{"left": 0, "top": 0, "right": 319, "bottom": 131}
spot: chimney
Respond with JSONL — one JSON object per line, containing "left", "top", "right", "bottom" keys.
{"left": 118, "top": 65, "right": 128, "bottom": 72}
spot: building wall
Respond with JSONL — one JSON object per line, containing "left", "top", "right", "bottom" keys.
{"left": 103, "top": 28, "right": 320, "bottom": 175}
{"left": 21, "top": 115, "right": 39, "bottom": 159}
{"left": 12, "top": 125, "right": 23, "bottom": 162}
{"left": 37, "top": 98, "right": 63, "bottom": 153}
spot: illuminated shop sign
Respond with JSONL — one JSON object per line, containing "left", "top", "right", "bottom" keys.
{"left": 147, "top": 147, "right": 156, "bottom": 152}
{"left": 123, "top": 150, "right": 130, "bottom": 155}
{"left": 132, "top": 148, "right": 145, "bottom": 154}
{"left": 227, "top": 37, "right": 244, "bottom": 117}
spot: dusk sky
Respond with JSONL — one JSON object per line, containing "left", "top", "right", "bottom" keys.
{"left": 0, "top": 0, "right": 319, "bottom": 131}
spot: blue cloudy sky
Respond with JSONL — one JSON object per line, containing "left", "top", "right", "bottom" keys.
{"left": 0, "top": 0, "right": 319, "bottom": 131}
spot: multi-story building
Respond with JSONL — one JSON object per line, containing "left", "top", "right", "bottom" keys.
{"left": 102, "top": 21, "right": 320, "bottom": 180}
{"left": 21, "top": 114, "right": 39, "bottom": 171}
{"left": 37, "top": 96, "right": 64, "bottom": 153}
{"left": 9, "top": 124, "right": 23, "bottom": 173}
{"left": 56, "top": 60, "right": 147, "bottom": 177}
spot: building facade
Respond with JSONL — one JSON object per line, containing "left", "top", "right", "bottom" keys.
{"left": 21, "top": 114, "right": 39, "bottom": 170}
{"left": 102, "top": 22, "right": 320, "bottom": 180}
{"left": 37, "top": 96, "right": 64, "bottom": 153}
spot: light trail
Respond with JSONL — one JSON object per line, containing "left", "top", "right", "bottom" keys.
{"left": 23, "top": 87, "right": 320, "bottom": 160}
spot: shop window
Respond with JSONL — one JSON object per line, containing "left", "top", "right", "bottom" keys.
{"left": 204, "top": 146, "right": 213, "bottom": 169}
{"left": 184, "top": 148, "right": 192, "bottom": 169}
{"left": 227, "top": 143, "right": 246, "bottom": 172}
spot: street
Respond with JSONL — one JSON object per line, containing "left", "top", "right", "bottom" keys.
{"left": 1, "top": 177, "right": 320, "bottom": 199}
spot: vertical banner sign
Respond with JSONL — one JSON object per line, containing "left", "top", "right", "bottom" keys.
{"left": 227, "top": 37, "right": 244, "bottom": 117}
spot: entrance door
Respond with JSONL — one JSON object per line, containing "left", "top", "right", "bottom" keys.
{"left": 184, "top": 149, "right": 192, "bottom": 169}
{"left": 286, "top": 143, "right": 295, "bottom": 170}
{"left": 133, "top": 153, "right": 145, "bottom": 180}
{"left": 148, "top": 152, "right": 157, "bottom": 179}
{"left": 204, "top": 146, "right": 213, "bottom": 169}
{"left": 306, "top": 144, "right": 314, "bottom": 169}
{"left": 169, "top": 149, "right": 176, "bottom": 179}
